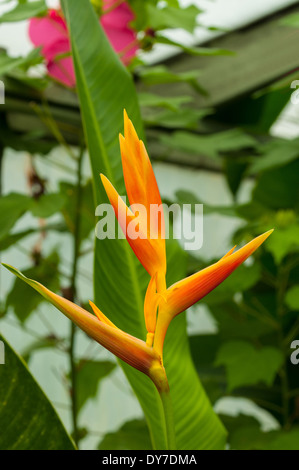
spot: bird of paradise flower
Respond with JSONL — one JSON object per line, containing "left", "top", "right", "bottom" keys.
{"left": 2, "top": 111, "right": 273, "bottom": 450}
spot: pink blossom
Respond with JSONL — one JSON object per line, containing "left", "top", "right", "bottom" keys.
{"left": 28, "top": 2, "right": 138, "bottom": 88}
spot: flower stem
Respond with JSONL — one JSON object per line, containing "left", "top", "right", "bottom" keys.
{"left": 68, "top": 144, "right": 85, "bottom": 447}
{"left": 159, "top": 387, "right": 177, "bottom": 450}
{"left": 150, "top": 365, "right": 176, "bottom": 450}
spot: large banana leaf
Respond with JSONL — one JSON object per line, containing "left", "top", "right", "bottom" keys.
{"left": 0, "top": 335, "right": 75, "bottom": 450}
{"left": 62, "top": 0, "right": 226, "bottom": 450}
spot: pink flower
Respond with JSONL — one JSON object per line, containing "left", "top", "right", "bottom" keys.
{"left": 29, "top": 2, "right": 138, "bottom": 88}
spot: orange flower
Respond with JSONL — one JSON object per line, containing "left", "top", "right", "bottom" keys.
{"left": 100, "top": 112, "right": 273, "bottom": 356}
{"left": 101, "top": 110, "right": 166, "bottom": 294}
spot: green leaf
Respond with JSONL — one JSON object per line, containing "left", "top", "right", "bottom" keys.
{"left": 144, "top": 108, "right": 207, "bottom": 129}
{"left": 175, "top": 190, "right": 237, "bottom": 217}
{"left": 160, "top": 129, "right": 257, "bottom": 161}
{"left": 29, "top": 193, "right": 68, "bottom": 219}
{"left": 61, "top": 0, "right": 226, "bottom": 450}
{"left": 98, "top": 419, "right": 152, "bottom": 450}
{"left": 253, "top": 159, "right": 299, "bottom": 210}
{"left": 138, "top": 92, "right": 191, "bottom": 111}
{"left": 215, "top": 341, "right": 283, "bottom": 392}
{"left": 146, "top": 4, "right": 201, "bottom": 33}
{"left": 285, "top": 285, "right": 299, "bottom": 311}
{"left": 280, "top": 12, "right": 299, "bottom": 28}
{"left": 0, "top": 115, "right": 54, "bottom": 155}
{"left": 265, "top": 224, "right": 299, "bottom": 265}
{"left": 209, "top": 302, "right": 277, "bottom": 341}
{"left": 0, "top": 1, "right": 47, "bottom": 23}
{"left": 248, "top": 139, "right": 299, "bottom": 175}
{"left": 153, "top": 35, "right": 233, "bottom": 57}
{"left": 59, "top": 180, "right": 95, "bottom": 242}
{"left": 75, "top": 360, "right": 116, "bottom": 413}
{"left": 6, "top": 252, "right": 60, "bottom": 323}
{"left": 22, "top": 335, "right": 65, "bottom": 363}
{"left": 0, "top": 223, "right": 67, "bottom": 252}
{"left": 0, "top": 335, "right": 75, "bottom": 450}
{"left": 0, "top": 192, "right": 32, "bottom": 241}
{"left": 138, "top": 65, "right": 205, "bottom": 94}
{"left": 230, "top": 425, "right": 299, "bottom": 450}
{"left": 0, "top": 49, "right": 43, "bottom": 76}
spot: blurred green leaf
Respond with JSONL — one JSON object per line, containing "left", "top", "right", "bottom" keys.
{"left": 224, "top": 158, "right": 248, "bottom": 197}
{"left": 230, "top": 425, "right": 299, "bottom": 450}
{"left": 22, "top": 335, "right": 65, "bottom": 363}
{"left": 0, "top": 192, "right": 32, "bottom": 241}
{"left": 60, "top": 180, "right": 95, "bottom": 242}
{"left": 175, "top": 190, "right": 237, "bottom": 216}
{"left": 75, "top": 360, "right": 116, "bottom": 413}
{"left": 285, "top": 285, "right": 299, "bottom": 311}
{"left": 189, "top": 334, "right": 226, "bottom": 404}
{"left": 0, "top": 335, "right": 75, "bottom": 450}
{"left": 0, "top": 49, "right": 43, "bottom": 76}
{"left": 0, "top": 1, "right": 47, "bottom": 23}
{"left": 253, "top": 160, "right": 299, "bottom": 210}
{"left": 30, "top": 193, "right": 68, "bottom": 218}
{"left": 280, "top": 12, "right": 299, "bottom": 28}
{"left": 153, "top": 35, "right": 233, "bottom": 57}
{"left": 146, "top": 4, "right": 201, "bottom": 33}
{"left": 138, "top": 92, "right": 191, "bottom": 111}
{"left": 0, "top": 115, "right": 54, "bottom": 154}
{"left": 144, "top": 108, "right": 207, "bottom": 129}
{"left": 209, "top": 301, "right": 276, "bottom": 341}
{"left": 248, "top": 139, "right": 299, "bottom": 175}
{"left": 160, "top": 129, "right": 257, "bottom": 160}
{"left": 0, "top": 223, "right": 67, "bottom": 252}
{"left": 98, "top": 419, "right": 152, "bottom": 450}
{"left": 220, "top": 413, "right": 262, "bottom": 443}
{"left": 266, "top": 224, "right": 299, "bottom": 265}
{"left": 215, "top": 341, "right": 283, "bottom": 391}
{"left": 6, "top": 252, "right": 60, "bottom": 323}
{"left": 138, "top": 65, "right": 205, "bottom": 94}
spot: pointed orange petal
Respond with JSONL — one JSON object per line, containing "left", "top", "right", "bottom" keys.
{"left": 100, "top": 173, "right": 161, "bottom": 277}
{"left": 2, "top": 264, "right": 161, "bottom": 376}
{"left": 89, "top": 301, "right": 117, "bottom": 328}
{"left": 121, "top": 111, "right": 165, "bottom": 239}
{"left": 165, "top": 230, "right": 274, "bottom": 317}
{"left": 220, "top": 245, "right": 236, "bottom": 260}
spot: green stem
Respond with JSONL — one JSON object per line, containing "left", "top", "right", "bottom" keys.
{"left": 276, "top": 264, "right": 291, "bottom": 428}
{"left": 159, "top": 387, "right": 177, "bottom": 450}
{"left": 0, "top": 144, "right": 3, "bottom": 196}
{"left": 150, "top": 365, "right": 176, "bottom": 450}
{"left": 68, "top": 144, "right": 85, "bottom": 447}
